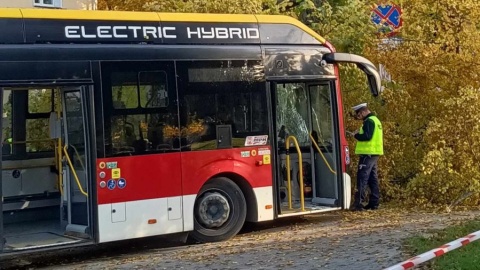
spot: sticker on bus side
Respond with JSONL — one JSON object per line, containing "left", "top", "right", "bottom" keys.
{"left": 245, "top": 135, "right": 268, "bottom": 146}
{"left": 112, "top": 168, "right": 121, "bottom": 179}
{"left": 241, "top": 151, "right": 250, "bottom": 158}
{"left": 107, "top": 179, "right": 116, "bottom": 190}
{"left": 263, "top": 154, "right": 271, "bottom": 165}
{"left": 258, "top": 148, "right": 271, "bottom": 155}
{"left": 106, "top": 161, "right": 118, "bottom": 169}
{"left": 117, "top": 178, "right": 127, "bottom": 189}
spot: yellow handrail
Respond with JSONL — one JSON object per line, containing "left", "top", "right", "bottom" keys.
{"left": 285, "top": 135, "right": 305, "bottom": 211}
{"left": 63, "top": 144, "right": 88, "bottom": 197}
{"left": 309, "top": 134, "right": 337, "bottom": 175}
{"left": 55, "top": 142, "right": 63, "bottom": 196}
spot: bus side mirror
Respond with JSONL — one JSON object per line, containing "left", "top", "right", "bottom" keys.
{"left": 322, "top": 53, "right": 382, "bottom": 97}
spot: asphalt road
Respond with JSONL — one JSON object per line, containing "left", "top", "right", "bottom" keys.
{"left": 1, "top": 209, "right": 478, "bottom": 270}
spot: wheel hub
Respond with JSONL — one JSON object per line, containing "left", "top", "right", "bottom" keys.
{"left": 197, "top": 192, "right": 230, "bottom": 228}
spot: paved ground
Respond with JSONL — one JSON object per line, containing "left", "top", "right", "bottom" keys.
{"left": 2, "top": 208, "right": 479, "bottom": 270}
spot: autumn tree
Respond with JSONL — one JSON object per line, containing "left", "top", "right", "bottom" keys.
{"left": 407, "top": 87, "right": 480, "bottom": 207}
{"left": 369, "top": 1, "right": 480, "bottom": 206}
{"left": 97, "top": 0, "right": 281, "bottom": 13}
{"left": 97, "top": 0, "right": 145, "bottom": 11}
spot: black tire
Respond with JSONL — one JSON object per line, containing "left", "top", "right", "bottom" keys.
{"left": 190, "top": 177, "right": 247, "bottom": 243}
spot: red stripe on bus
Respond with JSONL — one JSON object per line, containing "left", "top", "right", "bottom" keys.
{"left": 96, "top": 146, "right": 272, "bottom": 204}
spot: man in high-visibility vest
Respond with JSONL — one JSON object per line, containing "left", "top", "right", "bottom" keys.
{"left": 350, "top": 103, "right": 383, "bottom": 211}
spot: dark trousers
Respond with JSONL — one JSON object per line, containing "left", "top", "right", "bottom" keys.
{"left": 353, "top": 155, "right": 380, "bottom": 208}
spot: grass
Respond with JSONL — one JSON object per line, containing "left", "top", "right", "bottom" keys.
{"left": 404, "top": 218, "right": 480, "bottom": 270}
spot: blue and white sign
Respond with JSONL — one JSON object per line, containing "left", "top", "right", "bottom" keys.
{"left": 371, "top": 3, "right": 403, "bottom": 37}
{"left": 117, "top": 178, "right": 127, "bottom": 189}
{"left": 107, "top": 179, "right": 116, "bottom": 190}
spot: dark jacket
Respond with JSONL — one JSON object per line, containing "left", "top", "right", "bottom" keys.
{"left": 354, "top": 112, "right": 376, "bottom": 141}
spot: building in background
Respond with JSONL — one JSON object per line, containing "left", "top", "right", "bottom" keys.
{"left": 0, "top": 0, "right": 96, "bottom": 10}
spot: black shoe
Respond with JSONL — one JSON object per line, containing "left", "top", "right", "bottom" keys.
{"left": 350, "top": 207, "right": 365, "bottom": 212}
{"left": 364, "top": 204, "right": 379, "bottom": 210}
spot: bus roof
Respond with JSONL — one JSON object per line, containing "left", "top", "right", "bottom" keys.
{"left": 0, "top": 8, "right": 327, "bottom": 45}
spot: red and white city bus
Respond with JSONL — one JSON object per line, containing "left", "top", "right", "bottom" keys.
{"left": 0, "top": 8, "right": 381, "bottom": 253}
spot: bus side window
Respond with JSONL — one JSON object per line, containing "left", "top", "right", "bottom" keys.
{"left": 103, "top": 62, "right": 180, "bottom": 157}
{"left": 1, "top": 88, "right": 56, "bottom": 158}
{"left": 177, "top": 60, "right": 269, "bottom": 151}
{"left": 27, "top": 89, "right": 55, "bottom": 153}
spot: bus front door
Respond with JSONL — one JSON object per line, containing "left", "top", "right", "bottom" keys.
{"left": 273, "top": 82, "right": 340, "bottom": 216}
{"left": 61, "top": 87, "right": 92, "bottom": 237}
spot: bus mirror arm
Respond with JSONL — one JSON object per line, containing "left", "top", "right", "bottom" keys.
{"left": 322, "top": 53, "right": 382, "bottom": 97}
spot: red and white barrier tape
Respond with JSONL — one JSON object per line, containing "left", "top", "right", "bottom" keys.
{"left": 384, "top": 229, "right": 480, "bottom": 270}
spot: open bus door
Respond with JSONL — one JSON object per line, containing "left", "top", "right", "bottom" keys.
{"left": 60, "top": 87, "right": 93, "bottom": 237}
{"left": 272, "top": 81, "right": 342, "bottom": 217}
{"left": 0, "top": 85, "right": 93, "bottom": 253}
{"left": 271, "top": 53, "right": 382, "bottom": 217}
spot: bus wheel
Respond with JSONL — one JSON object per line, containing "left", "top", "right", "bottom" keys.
{"left": 190, "top": 177, "right": 247, "bottom": 243}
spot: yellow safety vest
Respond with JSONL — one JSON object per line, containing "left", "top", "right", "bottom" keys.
{"left": 355, "top": 115, "right": 383, "bottom": 155}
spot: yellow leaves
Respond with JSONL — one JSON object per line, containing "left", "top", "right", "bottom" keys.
{"left": 163, "top": 118, "right": 205, "bottom": 139}
{"left": 182, "top": 118, "right": 206, "bottom": 137}
{"left": 363, "top": 1, "right": 480, "bottom": 208}
{"left": 98, "top": 0, "right": 278, "bottom": 14}
{"left": 97, "top": 0, "right": 146, "bottom": 11}
{"left": 162, "top": 125, "right": 179, "bottom": 138}
{"left": 144, "top": 0, "right": 273, "bottom": 14}
{"left": 406, "top": 86, "right": 480, "bottom": 206}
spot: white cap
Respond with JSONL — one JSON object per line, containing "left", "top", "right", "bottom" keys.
{"left": 352, "top": 103, "right": 367, "bottom": 112}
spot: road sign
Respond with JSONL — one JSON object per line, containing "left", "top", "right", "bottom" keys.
{"left": 371, "top": 3, "right": 402, "bottom": 37}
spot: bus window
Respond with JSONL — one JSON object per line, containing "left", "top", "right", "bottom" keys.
{"left": 28, "top": 89, "right": 54, "bottom": 113}
{"left": 1, "top": 88, "right": 56, "bottom": 157}
{"left": 139, "top": 71, "right": 169, "bottom": 108}
{"left": 111, "top": 72, "right": 139, "bottom": 109}
{"left": 111, "top": 71, "right": 169, "bottom": 110}
{"left": 177, "top": 60, "right": 268, "bottom": 151}
{"left": 26, "top": 118, "right": 52, "bottom": 152}
{"left": 103, "top": 62, "right": 179, "bottom": 157}
{"left": 110, "top": 113, "right": 173, "bottom": 155}
{"left": 309, "top": 84, "right": 334, "bottom": 145}
{"left": 26, "top": 89, "right": 55, "bottom": 153}
{"left": 276, "top": 83, "right": 310, "bottom": 147}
